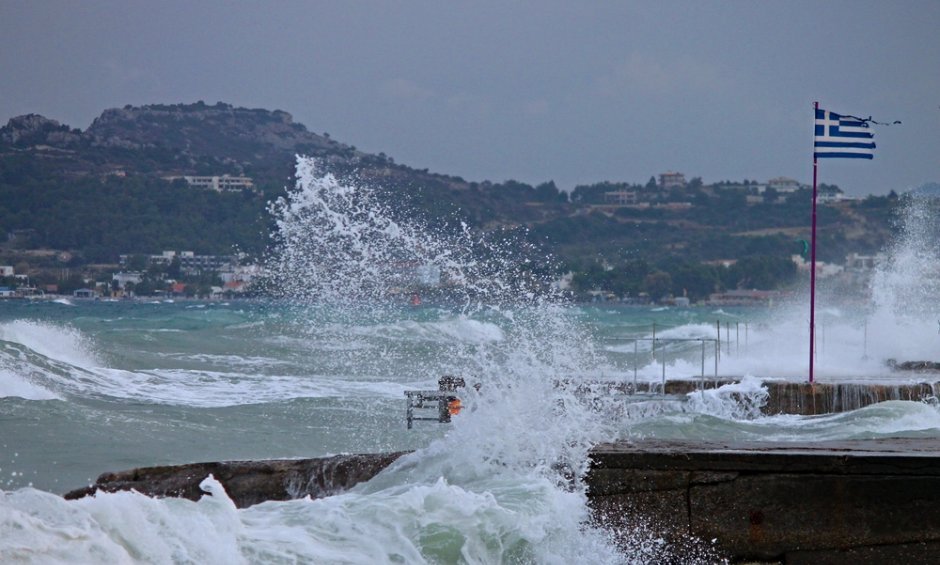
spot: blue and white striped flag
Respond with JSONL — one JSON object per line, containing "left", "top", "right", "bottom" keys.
{"left": 814, "top": 108, "right": 875, "bottom": 159}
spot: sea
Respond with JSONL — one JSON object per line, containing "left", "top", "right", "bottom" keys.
{"left": 1, "top": 159, "right": 938, "bottom": 564}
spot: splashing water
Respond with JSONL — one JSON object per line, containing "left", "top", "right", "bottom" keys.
{"left": 260, "top": 157, "right": 721, "bottom": 562}
{"left": 686, "top": 196, "right": 940, "bottom": 381}
{"left": 866, "top": 195, "right": 940, "bottom": 361}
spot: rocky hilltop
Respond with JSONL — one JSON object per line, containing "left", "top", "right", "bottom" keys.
{"left": 1, "top": 102, "right": 351, "bottom": 178}
{"left": 0, "top": 101, "right": 470, "bottom": 191}
{"left": 0, "top": 114, "right": 83, "bottom": 147}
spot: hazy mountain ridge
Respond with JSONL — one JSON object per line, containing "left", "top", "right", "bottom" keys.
{"left": 0, "top": 101, "right": 911, "bottom": 294}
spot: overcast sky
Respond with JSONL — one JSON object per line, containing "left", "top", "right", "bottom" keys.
{"left": 1, "top": 1, "right": 937, "bottom": 195}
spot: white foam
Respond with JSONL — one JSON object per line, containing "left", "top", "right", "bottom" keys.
{"left": 0, "top": 369, "right": 60, "bottom": 401}
{"left": 71, "top": 367, "right": 414, "bottom": 407}
{"left": 364, "top": 317, "right": 505, "bottom": 345}
{"left": 0, "top": 477, "right": 243, "bottom": 563}
{"left": 684, "top": 376, "right": 769, "bottom": 420}
{"left": 0, "top": 472, "right": 638, "bottom": 564}
{"left": 0, "top": 320, "right": 100, "bottom": 369}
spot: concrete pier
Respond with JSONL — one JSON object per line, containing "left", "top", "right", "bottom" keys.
{"left": 67, "top": 439, "right": 940, "bottom": 562}
{"left": 594, "top": 378, "right": 940, "bottom": 416}
{"left": 63, "top": 378, "right": 940, "bottom": 563}
{"left": 588, "top": 438, "right": 940, "bottom": 563}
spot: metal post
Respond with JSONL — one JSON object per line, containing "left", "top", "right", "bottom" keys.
{"left": 736, "top": 322, "right": 740, "bottom": 355}
{"left": 652, "top": 322, "right": 657, "bottom": 356}
{"left": 633, "top": 339, "right": 638, "bottom": 392}
{"left": 716, "top": 320, "right": 721, "bottom": 361}
{"left": 701, "top": 339, "right": 706, "bottom": 392}
{"left": 809, "top": 100, "right": 819, "bottom": 384}
{"left": 714, "top": 339, "right": 719, "bottom": 381}
{"left": 661, "top": 339, "right": 666, "bottom": 392}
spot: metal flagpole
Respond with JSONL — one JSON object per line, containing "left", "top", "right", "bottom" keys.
{"left": 809, "top": 101, "right": 819, "bottom": 384}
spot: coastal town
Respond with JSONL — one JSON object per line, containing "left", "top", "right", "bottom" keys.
{"left": 0, "top": 153, "right": 917, "bottom": 306}
{"left": 0, "top": 243, "right": 889, "bottom": 307}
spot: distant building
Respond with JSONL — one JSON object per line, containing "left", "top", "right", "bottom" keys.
{"left": 73, "top": 288, "right": 96, "bottom": 299}
{"left": 767, "top": 177, "right": 802, "bottom": 193}
{"left": 178, "top": 253, "right": 237, "bottom": 275}
{"left": 0, "top": 266, "right": 13, "bottom": 277}
{"left": 181, "top": 175, "right": 255, "bottom": 193}
{"left": 112, "top": 271, "right": 143, "bottom": 289}
{"left": 659, "top": 172, "right": 686, "bottom": 189}
{"left": 122, "top": 251, "right": 238, "bottom": 275}
{"left": 603, "top": 190, "right": 638, "bottom": 205}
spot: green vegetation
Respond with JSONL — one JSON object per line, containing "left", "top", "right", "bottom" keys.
{"left": 0, "top": 102, "right": 907, "bottom": 301}
{"left": 0, "top": 159, "right": 269, "bottom": 262}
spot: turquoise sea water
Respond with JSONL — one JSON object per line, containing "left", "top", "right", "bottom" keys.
{"left": 0, "top": 299, "right": 753, "bottom": 493}
{"left": 1, "top": 297, "right": 938, "bottom": 563}
{"left": 2, "top": 160, "right": 937, "bottom": 562}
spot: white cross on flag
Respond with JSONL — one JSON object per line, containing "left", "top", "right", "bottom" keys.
{"left": 814, "top": 108, "right": 875, "bottom": 159}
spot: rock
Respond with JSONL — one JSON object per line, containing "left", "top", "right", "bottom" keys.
{"left": 0, "top": 114, "right": 81, "bottom": 146}
{"left": 64, "top": 451, "right": 409, "bottom": 508}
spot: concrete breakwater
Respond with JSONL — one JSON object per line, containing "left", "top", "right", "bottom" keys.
{"left": 65, "top": 438, "right": 940, "bottom": 562}
{"left": 64, "top": 452, "right": 409, "bottom": 508}
{"left": 63, "top": 379, "right": 940, "bottom": 562}
{"left": 593, "top": 378, "right": 940, "bottom": 416}
{"left": 589, "top": 438, "right": 940, "bottom": 563}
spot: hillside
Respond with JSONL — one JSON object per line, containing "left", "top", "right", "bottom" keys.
{"left": 0, "top": 101, "right": 907, "bottom": 299}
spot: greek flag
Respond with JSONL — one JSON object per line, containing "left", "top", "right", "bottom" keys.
{"left": 814, "top": 108, "right": 875, "bottom": 159}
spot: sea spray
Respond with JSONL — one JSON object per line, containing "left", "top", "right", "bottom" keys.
{"left": 261, "top": 157, "right": 719, "bottom": 562}
{"left": 866, "top": 194, "right": 940, "bottom": 362}
{"left": 663, "top": 196, "right": 940, "bottom": 381}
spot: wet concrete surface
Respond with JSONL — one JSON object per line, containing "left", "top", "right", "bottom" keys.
{"left": 589, "top": 438, "right": 940, "bottom": 563}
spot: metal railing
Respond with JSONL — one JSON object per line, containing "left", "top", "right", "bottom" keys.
{"left": 605, "top": 337, "right": 720, "bottom": 394}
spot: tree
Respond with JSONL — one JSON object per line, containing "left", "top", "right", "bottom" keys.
{"left": 670, "top": 263, "right": 720, "bottom": 302}
{"left": 643, "top": 270, "right": 673, "bottom": 301}
{"left": 534, "top": 181, "right": 565, "bottom": 203}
